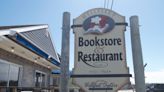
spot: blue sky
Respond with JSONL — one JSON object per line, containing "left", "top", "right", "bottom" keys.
{"left": 0, "top": 0, "right": 164, "bottom": 83}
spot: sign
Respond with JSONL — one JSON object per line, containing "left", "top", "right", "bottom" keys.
{"left": 72, "top": 8, "right": 131, "bottom": 92}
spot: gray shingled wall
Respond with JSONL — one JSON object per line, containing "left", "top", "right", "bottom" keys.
{"left": 0, "top": 48, "right": 51, "bottom": 87}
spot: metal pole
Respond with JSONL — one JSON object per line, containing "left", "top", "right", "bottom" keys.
{"left": 130, "top": 16, "right": 146, "bottom": 92}
{"left": 60, "top": 12, "right": 70, "bottom": 92}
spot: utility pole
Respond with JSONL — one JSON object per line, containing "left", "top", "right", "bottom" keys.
{"left": 130, "top": 16, "right": 146, "bottom": 92}
{"left": 60, "top": 12, "right": 70, "bottom": 92}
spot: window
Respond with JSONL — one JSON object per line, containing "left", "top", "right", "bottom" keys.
{"left": 0, "top": 59, "right": 21, "bottom": 87}
{"left": 35, "top": 70, "right": 47, "bottom": 87}
{"left": 53, "top": 77, "right": 60, "bottom": 86}
{"left": 0, "top": 61, "right": 9, "bottom": 86}
{"left": 9, "top": 65, "right": 20, "bottom": 86}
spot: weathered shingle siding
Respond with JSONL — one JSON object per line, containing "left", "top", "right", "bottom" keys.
{"left": 20, "top": 28, "right": 58, "bottom": 61}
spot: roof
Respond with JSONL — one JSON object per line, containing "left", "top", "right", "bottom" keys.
{"left": 0, "top": 24, "right": 44, "bottom": 30}
{"left": 0, "top": 24, "right": 60, "bottom": 68}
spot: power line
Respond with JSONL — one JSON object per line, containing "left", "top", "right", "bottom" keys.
{"left": 111, "top": 0, "right": 114, "bottom": 10}
{"left": 103, "top": 0, "right": 115, "bottom": 10}
{"left": 104, "top": 0, "right": 106, "bottom": 8}
{"left": 107, "top": 0, "right": 109, "bottom": 8}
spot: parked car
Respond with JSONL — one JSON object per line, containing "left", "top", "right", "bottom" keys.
{"left": 146, "top": 84, "right": 164, "bottom": 92}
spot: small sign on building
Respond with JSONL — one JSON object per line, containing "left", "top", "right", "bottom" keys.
{"left": 72, "top": 8, "right": 131, "bottom": 92}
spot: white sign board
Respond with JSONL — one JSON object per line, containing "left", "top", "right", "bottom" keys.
{"left": 72, "top": 8, "right": 131, "bottom": 92}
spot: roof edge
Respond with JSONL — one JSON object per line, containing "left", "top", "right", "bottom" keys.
{"left": 0, "top": 24, "right": 48, "bottom": 30}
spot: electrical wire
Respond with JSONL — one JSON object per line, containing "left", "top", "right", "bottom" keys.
{"left": 111, "top": 0, "right": 114, "bottom": 10}
{"left": 107, "top": 0, "right": 109, "bottom": 8}
{"left": 104, "top": 0, "right": 114, "bottom": 10}
{"left": 104, "top": 0, "right": 107, "bottom": 8}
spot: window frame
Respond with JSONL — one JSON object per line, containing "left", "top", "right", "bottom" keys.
{"left": 35, "top": 70, "right": 47, "bottom": 87}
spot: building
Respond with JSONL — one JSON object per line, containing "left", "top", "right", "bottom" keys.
{"left": 0, "top": 24, "right": 60, "bottom": 92}
{"left": 52, "top": 70, "right": 80, "bottom": 92}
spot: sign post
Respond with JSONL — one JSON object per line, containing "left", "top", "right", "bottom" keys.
{"left": 60, "top": 12, "right": 70, "bottom": 92}
{"left": 130, "top": 16, "right": 146, "bottom": 92}
{"left": 72, "top": 8, "right": 131, "bottom": 92}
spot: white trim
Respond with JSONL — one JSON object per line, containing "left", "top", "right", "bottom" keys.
{"left": 9, "top": 25, "right": 48, "bottom": 33}
{"left": 35, "top": 70, "right": 46, "bottom": 75}
{"left": 0, "top": 30, "right": 17, "bottom": 36}
{"left": 0, "top": 25, "right": 48, "bottom": 36}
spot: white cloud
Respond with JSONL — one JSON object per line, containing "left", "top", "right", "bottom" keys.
{"left": 130, "top": 69, "right": 164, "bottom": 84}
{"left": 145, "top": 69, "right": 164, "bottom": 83}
